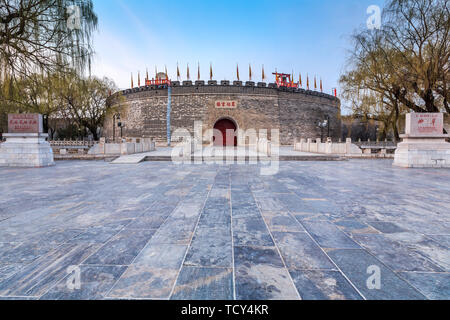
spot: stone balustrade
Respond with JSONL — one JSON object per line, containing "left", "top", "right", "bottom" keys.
{"left": 87, "top": 137, "right": 156, "bottom": 156}
{"left": 294, "top": 138, "right": 396, "bottom": 158}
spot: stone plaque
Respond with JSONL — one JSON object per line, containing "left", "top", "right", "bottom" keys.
{"left": 8, "top": 114, "right": 43, "bottom": 134}
{"left": 215, "top": 101, "right": 237, "bottom": 109}
{"left": 406, "top": 113, "right": 443, "bottom": 136}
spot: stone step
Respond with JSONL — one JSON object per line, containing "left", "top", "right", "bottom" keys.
{"left": 143, "top": 155, "right": 345, "bottom": 162}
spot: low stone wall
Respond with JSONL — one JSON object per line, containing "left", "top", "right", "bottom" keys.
{"left": 294, "top": 138, "right": 395, "bottom": 158}
{"left": 88, "top": 137, "right": 156, "bottom": 156}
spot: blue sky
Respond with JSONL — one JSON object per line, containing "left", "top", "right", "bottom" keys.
{"left": 91, "top": 0, "right": 386, "bottom": 100}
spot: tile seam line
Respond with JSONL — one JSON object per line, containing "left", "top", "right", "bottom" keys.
{"left": 285, "top": 198, "right": 367, "bottom": 300}
{"left": 167, "top": 174, "right": 215, "bottom": 299}
{"left": 104, "top": 178, "right": 191, "bottom": 299}
{"left": 230, "top": 168, "right": 237, "bottom": 300}
{"left": 250, "top": 186, "right": 302, "bottom": 300}
{"left": 6, "top": 233, "right": 98, "bottom": 299}
{"left": 38, "top": 217, "right": 138, "bottom": 299}
{"left": 300, "top": 215, "right": 430, "bottom": 300}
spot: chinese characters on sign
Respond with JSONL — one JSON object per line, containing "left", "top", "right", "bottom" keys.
{"left": 8, "top": 114, "right": 43, "bottom": 134}
{"left": 407, "top": 113, "right": 443, "bottom": 136}
{"left": 215, "top": 101, "right": 238, "bottom": 109}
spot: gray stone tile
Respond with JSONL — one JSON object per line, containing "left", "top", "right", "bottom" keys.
{"left": 426, "top": 235, "right": 450, "bottom": 249}
{"left": 83, "top": 229, "right": 155, "bottom": 266}
{"left": 150, "top": 217, "right": 198, "bottom": 245}
{"left": 352, "top": 234, "right": 443, "bottom": 272}
{"left": 0, "top": 264, "right": 22, "bottom": 282}
{"left": 40, "top": 265, "right": 127, "bottom": 300}
{"left": 289, "top": 270, "right": 363, "bottom": 300}
{"left": 0, "top": 243, "right": 101, "bottom": 297}
{"left": 272, "top": 232, "right": 336, "bottom": 271}
{"left": 209, "top": 188, "right": 230, "bottom": 198}
{"left": 368, "top": 222, "right": 407, "bottom": 234}
{"left": 184, "top": 227, "right": 232, "bottom": 268}
{"left": 231, "top": 205, "right": 260, "bottom": 218}
{"left": 126, "top": 216, "right": 167, "bottom": 229}
{"left": 171, "top": 267, "right": 233, "bottom": 300}
{"left": 399, "top": 272, "right": 450, "bottom": 300}
{"left": 29, "top": 228, "right": 85, "bottom": 245}
{"left": 233, "top": 217, "right": 274, "bottom": 247}
{"left": 386, "top": 233, "right": 450, "bottom": 272}
{"left": 234, "top": 246, "right": 299, "bottom": 300}
{"left": 134, "top": 243, "right": 187, "bottom": 269}
{"left": 276, "top": 194, "right": 312, "bottom": 212}
{"left": 0, "top": 241, "right": 56, "bottom": 264}
{"left": 108, "top": 266, "right": 178, "bottom": 299}
{"left": 70, "top": 222, "right": 131, "bottom": 243}
{"left": 334, "top": 220, "right": 379, "bottom": 234}
{"left": 327, "top": 249, "right": 426, "bottom": 300}
{"left": 261, "top": 212, "right": 305, "bottom": 232}
{"left": 197, "top": 208, "right": 231, "bottom": 228}
{"left": 1, "top": 160, "right": 449, "bottom": 300}
{"left": 254, "top": 196, "right": 286, "bottom": 212}
{"left": 302, "top": 221, "right": 361, "bottom": 249}
{"left": 293, "top": 212, "right": 331, "bottom": 222}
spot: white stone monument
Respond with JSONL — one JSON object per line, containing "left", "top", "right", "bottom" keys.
{"left": 393, "top": 113, "right": 450, "bottom": 168}
{"left": 0, "top": 114, "right": 55, "bottom": 167}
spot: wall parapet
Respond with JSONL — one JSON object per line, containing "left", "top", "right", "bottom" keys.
{"left": 113, "top": 83, "right": 339, "bottom": 103}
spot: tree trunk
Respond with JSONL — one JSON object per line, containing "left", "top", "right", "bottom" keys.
{"left": 392, "top": 101, "right": 400, "bottom": 142}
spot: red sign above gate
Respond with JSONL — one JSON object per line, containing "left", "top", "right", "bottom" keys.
{"left": 215, "top": 101, "right": 237, "bottom": 109}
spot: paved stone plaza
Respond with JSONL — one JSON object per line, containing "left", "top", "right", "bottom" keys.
{"left": 0, "top": 160, "right": 449, "bottom": 300}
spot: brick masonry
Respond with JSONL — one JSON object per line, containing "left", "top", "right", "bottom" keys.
{"left": 104, "top": 84, "right": 341, "bottom": 145}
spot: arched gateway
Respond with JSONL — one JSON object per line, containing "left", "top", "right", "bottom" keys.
{"left": 213, "top": 118, "right": 237, "bottom": 147}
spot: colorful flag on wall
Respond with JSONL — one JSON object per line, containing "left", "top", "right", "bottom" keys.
{"left": 320, "top": 78, "right": 323, "bottom": 92}
{"left": 237, "top": 64, "right": 240, "bottom": 81}
{"left": 307, "top": 74, "right": 309, "bottom": 90}
{"left": 131, "top": 72, "right": 133, "bottom": 88}
{"left": 262, "top": 65, "right": 266, "bottom": 81}
{"left": 138, "top": 71, "right": 140, "bottom": 87}
{"left": 187, "top": 64, "right": 190, "bottom": 80}
{"left": 210, "top": 63, "right": 213, "bottom": 80}
{"left": 314, "top": 76, "right": 317, "bottom": 90}
{"left": 299, "top": 74, "right": 302, "bottom": 87}
{"left": 249, "top": 64, "right": 252, "bottom": 81}
{"left": 177, "top": 63, "right": 180, "bottom": 80}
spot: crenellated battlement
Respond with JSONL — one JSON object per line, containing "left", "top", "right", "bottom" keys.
{"left": 116, "top": 81, "right": 339, "bottom": 103}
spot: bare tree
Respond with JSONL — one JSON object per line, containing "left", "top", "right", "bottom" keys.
{"left": 59, "top": 73, "right": 118, "bottom": 140}
{"left": 341, "top": 0, "right": 449, "bottom": 138}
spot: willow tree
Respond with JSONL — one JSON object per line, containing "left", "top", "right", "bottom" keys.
{"left": 58, "top": 73, "right": 118, "bottom": 140}
{"left": 0, "top": 0, "right": 98, "bottom": 79}
{"left": 341, "top": 0, "right": 450, "bottom": 135}
{"left": 0, "top": 0, "right": 98, "bottom": 133}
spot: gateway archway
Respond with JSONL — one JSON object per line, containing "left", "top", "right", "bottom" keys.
{"left": 213, "top": 118, "right": 237, "bottom": 146}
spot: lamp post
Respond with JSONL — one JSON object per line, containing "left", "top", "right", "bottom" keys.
{"left": 113, "top": 113, "right": 121, "bottom": 142}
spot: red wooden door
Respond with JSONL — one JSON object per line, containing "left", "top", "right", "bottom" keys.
{"left": 213, "top": 119, "right": 237, "bottom": 146}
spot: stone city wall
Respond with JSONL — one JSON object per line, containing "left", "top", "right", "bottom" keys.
{"left": 104, "top": 83, "right": 341, "bottom": 145}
